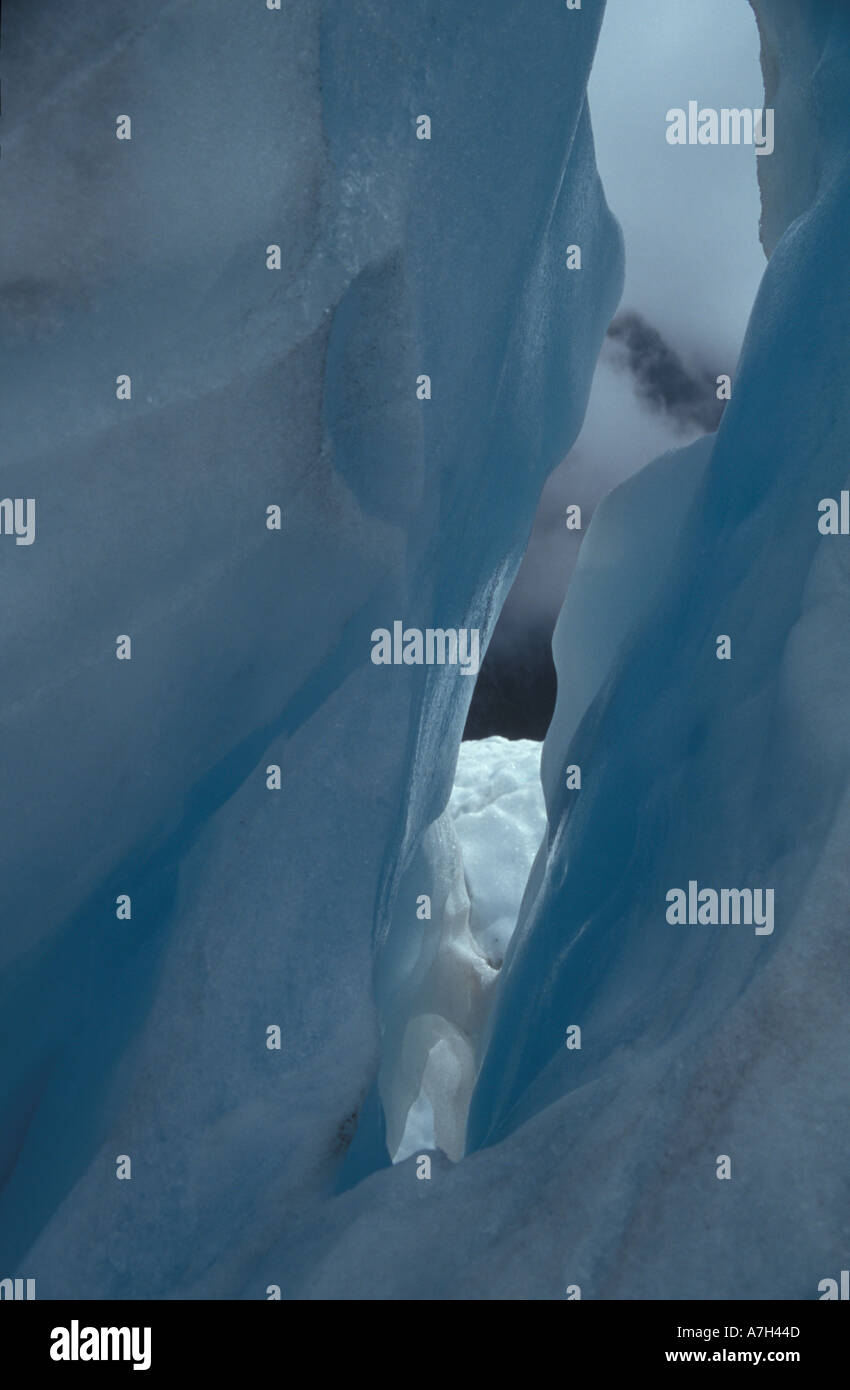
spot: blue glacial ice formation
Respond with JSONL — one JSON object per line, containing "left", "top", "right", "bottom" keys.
{"left": 3, "top": 0, "right": 848, "bottom": 1302}
{"left": 265, "top": 0, "right": 850, "bottom": 1301}
{"left": 383, "top": 736, "right": 546, "bottom": 1165}
{"left": 0, "top": 1, "right": 620, "bottom": 1296}
{"left": 466, "top": 0, "right": 850, "bottom": 1297}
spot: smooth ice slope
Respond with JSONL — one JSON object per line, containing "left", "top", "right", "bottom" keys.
{"left": 0, "top": 2, "right": 620, "bottom": 1295}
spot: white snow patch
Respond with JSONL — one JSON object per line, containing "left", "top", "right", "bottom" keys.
{"left": 390, "top": 737, "right": 546, "bottom": 1163}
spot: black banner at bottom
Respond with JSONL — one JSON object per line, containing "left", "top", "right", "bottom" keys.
{"left": 1, "top": 1299, "right": 846, "bottom": 1376}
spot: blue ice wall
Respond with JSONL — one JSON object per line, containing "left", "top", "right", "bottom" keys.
{"left": 263, "top": 1, "right": 850, "bottom": 1302}
{"left": 464, "top": 0, "right": 850, "bottom": 1299}
{"left": 0, "top": 1, "right": 620, "bottom": 1295}
{"left": 8, "top": 0, "right": 841, "bottom": 1304}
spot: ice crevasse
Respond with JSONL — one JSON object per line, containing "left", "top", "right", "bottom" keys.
{"left": 1, "top": 0, "right": 848, "bottom": 1301}
{"left": 467, "top": 0, "right": 850, "bottom": 1299}
{"left": 0, "top": 1, "right": 620, "bottom": 1297}
{"left": 329, "top": 0, "right": 850, "bottom": 1300}
{"left": 385, "top": 737, "right": 547, "bottom": 1167}
{"left": 277, "top": 0, "right": 850, "bottom": 1300}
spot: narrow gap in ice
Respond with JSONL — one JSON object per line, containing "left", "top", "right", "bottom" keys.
{"left": 385, "top": 0, "right": 766, "bottom": 1167}
{"left": 386, "top": 737, "right": 546, "bottom": 1162}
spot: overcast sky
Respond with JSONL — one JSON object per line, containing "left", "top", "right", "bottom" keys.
{"left": 590, "top": 0, "right": 767, "bottom": 363}
{"left": 467, "top": 0, "right": 768, "bottom": 738}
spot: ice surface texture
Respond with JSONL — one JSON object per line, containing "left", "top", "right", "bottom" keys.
{"left": 467, "top": 0, "right": 850, "bottom": 1296}
{"left": 384, "top": 737, "right": 545, "bottom": 1164}
{"left": 0, "top": 1, "right": 619, "bottom": 1295}
{"left": 4, "top": 0, "right": 847, "bottom": 1301}
{"left": 313, "top": 0, "right": 850, "bottom": 1299}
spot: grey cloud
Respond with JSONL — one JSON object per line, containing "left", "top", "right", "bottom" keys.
{"left": 605, "top": 312, "right": 725, "bottom": 433}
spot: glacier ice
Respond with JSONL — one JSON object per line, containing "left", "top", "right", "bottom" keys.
{"left": 465, "top": 0, "right": 850, "bottom": 1296}
{"left": 448, "top": 737, "right": 547, "bottom": 973}
{"left": 300, "top": 0, "right": 850, "bottom": 1300}
{"left": 3, "top": 0, "right": 849, "bottom": 1303}
{"left": 386, "top": 736, "right": 545, "bottom": 1163}
{"left": 0, "top": 0, "right": 620, "bottom": 1296}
